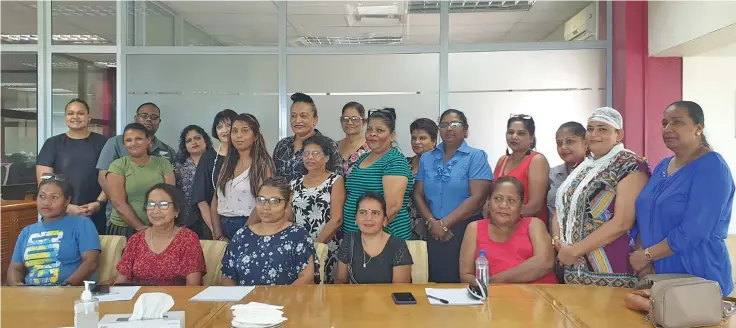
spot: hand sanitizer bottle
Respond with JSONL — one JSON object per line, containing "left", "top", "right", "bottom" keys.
{"left": 74, "top": 281, "right": 99, "bottom": 328}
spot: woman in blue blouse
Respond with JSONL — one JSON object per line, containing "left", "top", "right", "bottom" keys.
{"left": 632, "top": 101, "right": 734, "bottom": 295}
{"left": 221, "top": 176, "right": 317, "bottom": 286}
{"left": 413, "top": 109, "right": 494, "bottom": 283}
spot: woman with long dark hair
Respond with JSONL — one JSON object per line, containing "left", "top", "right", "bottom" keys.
{"left": 211, "top": 113, "right": 274, "bottom": 241}
{"left": 174, "top": 125, "right": 213, "bottom": 239}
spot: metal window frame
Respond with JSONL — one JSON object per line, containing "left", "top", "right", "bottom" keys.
{"left": 21, "top": 0, "right": 613, "bottom": 146}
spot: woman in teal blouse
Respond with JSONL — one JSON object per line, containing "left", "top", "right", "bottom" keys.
{"left": 343, "top": 108, "right": 414, "bottom": 240}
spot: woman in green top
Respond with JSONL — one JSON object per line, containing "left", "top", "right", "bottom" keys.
{"left": 343, "top": 108, "right": 414, "bottom": 240}
{"left": 107, "top": 123, "right": 175, "bottom": 238}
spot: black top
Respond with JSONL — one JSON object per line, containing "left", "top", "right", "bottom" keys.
{"left": 192, "top": 148, "right": 225, "bottom": 205}
{"left": 337, "top": 231, "right": 413, "bottom": 284}
{"left": 36, "top": 132, "right": 108, "bottom": 205}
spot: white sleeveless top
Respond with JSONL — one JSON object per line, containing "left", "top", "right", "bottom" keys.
{"left": 217, "top": 168, "right": 255, "bottom": 217}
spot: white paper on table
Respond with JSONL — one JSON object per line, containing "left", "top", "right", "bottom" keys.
{"left": 424, "top": 288, "right": 484, "bottom": 306}
{"left": 189, "top": 286, "right": 255, "bottom": 302}
{"left": 96, "top": 286, "right": 142, "bottom": 302}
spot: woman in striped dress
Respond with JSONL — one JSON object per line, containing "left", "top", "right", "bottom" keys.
{"left": 343, "top": 108, "right": 414, "bottom": 240}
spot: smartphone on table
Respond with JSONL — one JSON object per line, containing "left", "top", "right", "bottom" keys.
{"left": 91, "top": 283, "right": 111, "bottom": 295}
{"left": 392, "top": 292, "right": 417, "bottom": 305}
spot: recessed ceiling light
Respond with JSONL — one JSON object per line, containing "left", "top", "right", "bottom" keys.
{"left": 408, "top": 0, "right": 536, "bottom": 13}
{"left": 1, "top": 34, "right": 109, "bottom": 44}
{"left": 298, "top": 36, "right": 403, "bottom": 45}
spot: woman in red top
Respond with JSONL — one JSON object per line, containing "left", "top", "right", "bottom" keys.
{"left": 115, "top": 184, "right": 206, "bottom": 286}
{"left": 493, "top": 114, "right": 550, "bottom": 225}
{"left": 459, "top": 176, "right": 557, "bottom": 284}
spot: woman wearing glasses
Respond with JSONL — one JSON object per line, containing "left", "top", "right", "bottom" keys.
{"left": 336, "top": 102, "right": 370, "bottom": 177}
{"left": 36, "top": 99, "right": 108, "bottom": 234}
{"left": 413, "top": 109, "right": 493, "bottom": 283}
{"left": 211, "top": 114, "right": 274, "bottom": 241}
{"left": 291, "top": 135, "right": 345, "bottom": 283}
{"left": 174, "top": 125, "right": 213, "bottom": 239}
{"left": 493, "top": 114, "right": 550, "bottom": 225}
{"left": 222, "top": 177, "right": 317, "bottom": 286}
{"left": 335, "top": 192, "right": 413, "bottom": 284}
{"left": 7, "top": 174, "right": 101, "bottom": 286}
{"left": 343, "top": 108, "right": 414, "bottom": 240}
{"left": 192, "top": 109, "right": 237, "bottom": 240}
{"left": 107, "top": 123, "right": 175, "bottom": 238}
{"left": 115, "top": 184, "right": 206, "bottom": 286}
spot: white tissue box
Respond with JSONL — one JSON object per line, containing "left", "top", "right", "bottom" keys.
{"left": 98, "top": 311, "right": 185, "bottom": 328}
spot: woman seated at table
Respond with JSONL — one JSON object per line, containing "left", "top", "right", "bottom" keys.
{"left": 107, "top": 123, "right": 175, "bottom": 238}
{"left": 115, "top": 184, "right": 206, "bottom": 286}
{"left": 631, "top": 101, "right": 734, "bottom": 295}
{"left": 459, "top": 176, "right": 556, "bottom": 284}
{"left": 221, "top": 177, "right": 317, "bottom": 286}
{"left": 8, "top": 174, "right": 101, "bottom": 286}
{"left": 335, "top": 191, "right": 413, "bottom": 284}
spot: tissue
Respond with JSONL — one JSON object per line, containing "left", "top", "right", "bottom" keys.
{"left": 129, "top": 293, "right": 175, "bottom": 321}
{"left": 231, "top": 302, "right": 287, "bottom": 328}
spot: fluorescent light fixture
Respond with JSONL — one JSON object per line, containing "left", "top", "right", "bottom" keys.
{"left": 5, "top": 108, "right": 37, "bottom": 112}
{"left": 52, "top": 3, "right": 116, "bottom": 17}
{"left": 1, "top": 34, "right": 109, "bottom": 44}
{"left": 1, "top": 83, "right": 37, "bottom": 87}
{"left": 408, "top": 0, "right": 536, "bottom": 13}
{"left": 21, "top": 61, "right": 116, "bottom": 68}
{"left": 298, "top": 36, "right": 403, "bottom": 45}
{"left": 356, "top": 5, "right": 400, "bottom": 16}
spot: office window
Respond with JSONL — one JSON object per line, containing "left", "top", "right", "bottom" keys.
{"left": 1, "top": 1, "right": 37, "bottom": 44}
{"left": 449, "top": 49, "right": 606, "bottom": 167}
{"left": 51, "top": 1, "right": 116, "bottom": 45}
{"left": 126, "top": 55, "right": 278, "bottom": 151}
{"left": 1, "top": 52, "right": 38, "bottom": 196}
{"left": 51, "top": 53, "right": 117, "bottom": 137}
{"left": 287, "top": 54, "right": 440, "bottom": 156}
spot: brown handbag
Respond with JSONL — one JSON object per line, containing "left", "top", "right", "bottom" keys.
{"left": 646, "top": 277, "right": 735, "bottom": 328}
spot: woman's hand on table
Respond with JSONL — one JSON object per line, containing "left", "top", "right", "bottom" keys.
{"left": 557, "top": 243, "right": 581, "bottom": 266}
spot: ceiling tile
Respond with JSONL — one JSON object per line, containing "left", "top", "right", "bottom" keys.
{"left": 288, "top": 14, "right": 349, "bottom": 27}
{"left": 164, "top": 1, "right": 277, "bottom": 14}
{"left": 292, "top": 26, "right": 404, "bottom": 38}
{"left": 449, "top": 11, "right": 527, "bottom": 25}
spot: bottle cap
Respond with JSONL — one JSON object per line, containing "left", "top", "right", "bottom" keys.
{"left": 81, "top": 281, "right": 94, "bottom": 301}
{"left": 479, "top": 250, "right": 486, "bottom": 257}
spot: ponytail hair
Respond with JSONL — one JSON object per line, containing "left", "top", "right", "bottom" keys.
{"left": 217, "top": 113, "right": 275, "bottom": 197}
{"left": 668, "top": 100, "right": 711, "bottom": 149}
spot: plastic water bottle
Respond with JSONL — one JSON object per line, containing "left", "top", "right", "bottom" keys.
{"left": 475, "top": 250, "right": 490, "bottom": 288}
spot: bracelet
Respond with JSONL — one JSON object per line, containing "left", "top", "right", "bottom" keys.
{"left": 552, "top": 236, "right": 560, "bottom": 247}
{"left": 438, "top": 220, "right": 449, "bottom": 232}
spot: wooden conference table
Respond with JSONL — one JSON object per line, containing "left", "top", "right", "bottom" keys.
{"left": 1, "top": 284, "right": 731, "bottom": 328}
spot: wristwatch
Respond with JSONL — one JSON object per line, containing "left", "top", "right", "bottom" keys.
{"left": 644, "top": 248, "right": 653, "bottom": 261}
{"left": 438, "top": 220, "right": 449, "bottom": 232}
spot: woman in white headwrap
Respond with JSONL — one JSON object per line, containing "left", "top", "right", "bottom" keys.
{"left": 550, "top": 107, "right": 650, "bottom": 287}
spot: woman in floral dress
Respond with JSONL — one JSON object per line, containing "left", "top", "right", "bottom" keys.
{"left": 221, "top": 177, "right": 317, "bottom": 285}
{"left": 291, "top": 135, "right": 345, "bottom": 283}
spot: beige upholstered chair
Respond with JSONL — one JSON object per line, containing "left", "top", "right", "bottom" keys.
{"left": 405, "top": 240, "right": 428, "bottom": 284}
{"left": 97, "top": 235, "right": 126, "bottom": 283}
{"left": 726, "top": 235, "right": 736, "bottom": 296}
{"left": 200, "top": 240, "right": 228, "bottom": 286}
{"left": 315, "top": 242, "right": 329, "bottom": 284}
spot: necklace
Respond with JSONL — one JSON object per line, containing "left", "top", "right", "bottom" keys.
{"left": 150, "top": 227, "right": 175, "bottom": 253}
{"left": 363, "top": 251, "right": 372, "bottom": 268}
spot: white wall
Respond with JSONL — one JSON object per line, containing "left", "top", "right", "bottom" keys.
{"left": 682, "top": 50, "right": 736, "bottom": 232}
{"left": 649, "top": 1, "right": 736, "bottom": 56}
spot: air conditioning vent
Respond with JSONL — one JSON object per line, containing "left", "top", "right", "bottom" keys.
{"left": 564, "top": 3, "right": 598, "bottom": 41}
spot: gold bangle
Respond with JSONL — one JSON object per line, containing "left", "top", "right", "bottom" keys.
{"left": 552, "top": 236, "right": 560, "bottom": 247}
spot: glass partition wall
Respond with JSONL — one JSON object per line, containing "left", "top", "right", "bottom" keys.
{"left": 1, "top": 0, "right": 611, "bottom": 197}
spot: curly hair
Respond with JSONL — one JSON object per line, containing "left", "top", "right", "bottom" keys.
{"left": 177, "top": 125, "right": 213, "bottom": 164}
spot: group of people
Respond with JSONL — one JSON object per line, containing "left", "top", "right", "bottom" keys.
{"left": 7, "top": 94, "right": 734, "bottom": 296}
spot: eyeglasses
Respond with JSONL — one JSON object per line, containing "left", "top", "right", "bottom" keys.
{"left": 145, "top": 201, "right": 171, "bottom": 210}
{"left": 136, "top": 113, "right": 161, "bottom": 122}
{"left": 255, "top": 196, "right": 286, "bottom": 206}
{"left": 509, "top": 114, "right": 533, "bottom": 120}
{"left": 340, "top": 116, "right": 363, "bottom": 124}
{"left": 302, "top": 151, "right": 324, "bottom": 159}
{"left": 367, "top": 108, "right": 392, "bottom": 117}
{"left": 185, "top": 135, "right": 203, "bottom": 144}
{"left": 40, "top": 173, "right": 67, "bottom": 182}
{"left": 438, "top": 121, "right": 464, "bottom": 130}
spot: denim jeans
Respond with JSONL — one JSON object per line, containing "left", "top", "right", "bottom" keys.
{"left": 221, "top": 215, "right": 248, "bottom": 239}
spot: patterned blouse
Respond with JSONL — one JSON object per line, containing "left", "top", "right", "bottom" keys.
{"left": 221, "top": 224, "right": 318, "bottom": 285}
{"left": 116, "top": 228, "right": 206, "bottom": 286}
{"left": 174, "top": 157, "right": 197, "bottom": 227}
{"left": 343, "top": 143, "right": 371, "bottom": 177}
{"left": 557, "top": 151, "right": 650, "bottom": 288}
{"left": 273, "top": 129, "right": 345, "bottom": 182}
